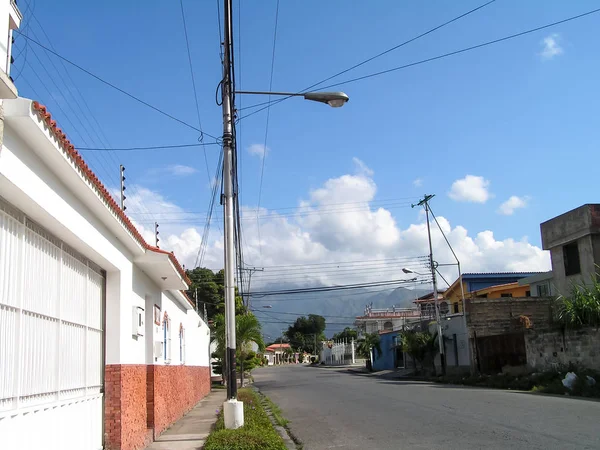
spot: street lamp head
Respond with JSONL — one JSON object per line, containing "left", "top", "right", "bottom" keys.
{"left": 402, "top": 268, "right": 414, "bottom": 274}
{"left": 303, "top": 91, "right": 349, "bottom": 108}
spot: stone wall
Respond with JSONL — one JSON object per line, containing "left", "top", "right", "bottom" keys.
{"left": 104, "top": 365, "right": 152, "bottom": 450}
{"left": 148, "top": 365, "right": 211, "bottom": 437}
{"left": 525, "top": 328, "right": 600, "bottom": 371}
{"left": 466, "top": 297, "right": 554, "bottom": 338}
{"left": 105, "top": 364, "right": 210, "bottom": 449}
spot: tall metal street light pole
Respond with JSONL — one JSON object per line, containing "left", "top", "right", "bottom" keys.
{"left": 220, "top": 0, "right": 350, "bottom": 430}
{"left": 412, "top": 194, "right": 446, "bottom": 376}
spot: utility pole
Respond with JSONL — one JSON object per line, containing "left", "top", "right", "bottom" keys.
{"left": 221, "top": 0, "right": 243, "bottom": 429}
{"left": 240, "top": 266, "right": 263, "bottom": 310}
{"left": 413, "top": 194, "right": 446, "bottom": 376}
{"left": 154, "top": 222, "right": 159, "bottom": 248}
{"left": 119, "top": 165, "right": 126, "bottom": 210}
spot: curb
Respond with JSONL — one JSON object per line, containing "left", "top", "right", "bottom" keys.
{"left": 252, "top": 386, "right": 302, "bottom": 450}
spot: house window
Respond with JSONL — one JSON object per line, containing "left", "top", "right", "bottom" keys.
{"left": 526, "top": 290, "right": 531, "bottom": 297}
{"left": 563, "top": 242, "right": 581, "bottom": 276}
{"left": 383, "top": 321, "right": 393, "bottom": 331}
{"left": 453, "top": 302, "right": 459, "bottom": 314}
{"left": 439, "top": 302, "right": 449, "bottom": 315}
{"left": 163, "top": 315, "right": 171, "bottom": 363}
{"left": 179, "top": 325, "right": 185, "bottom": 364}
{"left": 500, "top": 293, "right": 513, "bottom": 298}
{"left": 537, "top": 283, "right": 549, "bottom": 297}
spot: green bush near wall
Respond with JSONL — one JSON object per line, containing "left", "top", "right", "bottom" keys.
{"left": 204, "top": 388, "right": 287, "bottom": 450}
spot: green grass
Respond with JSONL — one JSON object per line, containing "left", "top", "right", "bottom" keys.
{"left": 204, "top": 388, "right": 287, "bottom": 450}
{"left": 433, "top": 369, "right": 600, "bottom": 398}
{"left": 260, "top": 392, "right": 289, "bottom": 427}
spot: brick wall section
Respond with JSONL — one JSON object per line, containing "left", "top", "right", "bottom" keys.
{"left": 466, "top": 297, "right": 554, "bottom": 338}
{"left": 104, "top": 365, "right": 152, "bottom": 450}
{"left": 149, "top": 365, "right": 211, "bottom": 437}
{"left": 104, "top": 365, "right": 122, "bottom": 450}
{"left": 525, "top": 328, "right": 600, "bottom": 371}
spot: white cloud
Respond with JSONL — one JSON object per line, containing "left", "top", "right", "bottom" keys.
{"left": 413, "top": 178, "right": 423, "bottom": 187}
{"left": 166, "top": 164, "right": 197, "bottom": 176}
{"left": 122, "top": 164, "right": 550, "bottom": 289}
{"left": 498, "top": 195, "right": 529, "bottom": 216}
{"left": 540, "top": 34, "right": 563, "bottom": 60}
{"left": 448, "top": 175, "right": 491, "bottom": 203}
{"left": 248, "top": 144, "right": 269, "bottom": 158}
{"left": 352, "top": 157, "right": 374, "bottom": 177}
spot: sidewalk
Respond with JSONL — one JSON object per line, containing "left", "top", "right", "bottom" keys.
{"left": 146, "top": 389, "right": 226, "bottom": 450}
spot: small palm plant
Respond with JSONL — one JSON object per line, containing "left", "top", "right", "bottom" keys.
{"left": 555, "top": 273, "right": 600, "bottom": 329}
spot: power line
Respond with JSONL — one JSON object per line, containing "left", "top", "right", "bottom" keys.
{"left": 14, "top": 30, "right": 221, "bottom": 140}
{"left": 238, "top": 6, "right": 600, "bottom": 121}
{"left": 179, "top": 0, "right": 213, "bottom": 194}
{"left": 238, "top": 0, "right": 496, "bottom": 113}
{"left": 251, "top": 309, "right": 362, "bottom": 320}
{"left": 249, "top": 277, "right": 429, "bottom": 297}
{"left": 315, "top": 7, "right": 600, "bottom": 91}
{"left": 77, "top": 142, "right": 220, "bottom": 151}
{"left": 255, "top": 0, "right": 280, "bottom": 262}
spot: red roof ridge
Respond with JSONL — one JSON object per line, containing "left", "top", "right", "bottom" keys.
{"left": 31, "top": 101, "right": 191, "bottom": 286}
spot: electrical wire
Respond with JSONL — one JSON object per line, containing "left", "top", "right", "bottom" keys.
{"left": 14, "top": 31, "right": 221, "bottom": 140}
{"left": 238, "top": 0, "right": 496, "bottom": 113}
{"left": 312, "top": 7, "right": 600, "bottom": 92}
{"left": 256, "top": 0, "right": 280, "bottom": 262}
{"left": 179, "top": 0, "right": 213, "bottom": 194}
{"left": 238, "top": 6, "right": 600, "bottom": 121}
{"left": 77, "top": 142, "right": 220, "bottom": 151}
{"left": 249, "top": 277, "right": 430, "bottom": 297}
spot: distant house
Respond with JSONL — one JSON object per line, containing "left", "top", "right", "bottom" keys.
{"left": 414, "top": 290, "right": 448, "bottom": 320}
{"left": 265, "top": 343, "right": 291, "bottom": 365}
{"left": 444, "top": 272, "right": 542, "bottom": 313}
{"left": 470, "top": 282, "right": 531, "bottom": 299}
{"left": 541, "top": 204, "right": 600, "bottom": 295}
{"left": 355, "top": 303, "right": 420, "bottom": 334}
{"left": 518, "top": 272, "right": 554, "bottom": 297}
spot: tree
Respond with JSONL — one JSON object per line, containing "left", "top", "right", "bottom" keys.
{"left": 186, "top": 267, "right": 246, "bottom": 321}
{"left": 356, "top": 333, "right": 382, "bottom": 370}
{"left": 332, "top": 327, "right": 358, "bottom": 342}
{"left": 401, "top": 330, "right": 439, "bottom": 375}
{"left": 285, "top": 314, "right": 326, "bottom": 354}
{"left": 236, "top": 314, "right": 265, "bottom": 386}
{"left": 211, "top": 312, "right": 264, "bottom": 386}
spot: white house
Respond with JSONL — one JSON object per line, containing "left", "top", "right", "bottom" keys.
{"left": 0, "top": 4, "right": 211, "bottom": 449}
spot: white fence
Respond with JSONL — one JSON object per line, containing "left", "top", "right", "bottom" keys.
{"left": 321, "top": 340, "right": 356, "bottom": 366}
{"left": 0, "top": 198, "right": 104, "bottom": 450}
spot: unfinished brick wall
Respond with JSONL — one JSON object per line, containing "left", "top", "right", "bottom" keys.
{"left": 525, "top": 328, "right": 600, "bottom": 371}
{"left": 466, "top": 297, "right": 554, "bottom": 338}
{"left": 148, "top": 365, "right": 211, "bottom": 437}
{"left": 104, "top": 365, "right": 152, "bottom": 450}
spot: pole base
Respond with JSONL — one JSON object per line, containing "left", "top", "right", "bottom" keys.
{"left": 223, "top": 399, "right": 244, "bottom": 429}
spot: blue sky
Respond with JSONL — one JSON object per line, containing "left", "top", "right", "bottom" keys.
{"left": 11, "top": 0, "right": 600, "bottom": 275}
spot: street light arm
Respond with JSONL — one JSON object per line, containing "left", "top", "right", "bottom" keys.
{"left": 234, "top": 90, "right": 349, "bottom": 108}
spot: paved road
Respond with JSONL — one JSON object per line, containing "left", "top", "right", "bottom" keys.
{"left": 253, "top": 366, "right": 600, "bottom": 450}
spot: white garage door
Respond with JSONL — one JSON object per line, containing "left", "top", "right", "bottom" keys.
{"left": 0, "top": 198, "right": 104, "bottom": 450}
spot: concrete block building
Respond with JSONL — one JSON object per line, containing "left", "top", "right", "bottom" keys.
{"left": 541, "top": 204, "right": 600, "bottom": 295}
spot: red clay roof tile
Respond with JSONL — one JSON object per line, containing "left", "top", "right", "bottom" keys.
{"left": 31, "top": 101, "right": 191, "bottom": 287}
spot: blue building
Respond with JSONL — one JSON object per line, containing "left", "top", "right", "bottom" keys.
{"left": 372, "top": 330, "right": 404, "bottom": 371}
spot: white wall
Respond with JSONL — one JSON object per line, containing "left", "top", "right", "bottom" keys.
{"left": 0, "top": 109, "right": 210, "bottom": 368}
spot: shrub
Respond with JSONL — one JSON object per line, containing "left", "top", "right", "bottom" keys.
{"left": 555, "top": 275, "right": 600, "bottom": 328}
{"left": 204, "top": 388, "right": 287, "bottom": 450}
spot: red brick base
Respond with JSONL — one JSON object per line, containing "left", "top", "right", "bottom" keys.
{"left": 104, "top": 364, "right": 210, "bottom": 450}
{"left": 148, "top": 365, "right": 211, "bottom": 437}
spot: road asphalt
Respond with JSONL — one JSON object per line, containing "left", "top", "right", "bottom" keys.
{"left": 253, "top": 365, "right": 600, "bottom": 450}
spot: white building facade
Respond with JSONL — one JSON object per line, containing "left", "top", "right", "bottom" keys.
{"left": 0, "top": 7, "right": 211, "bottom": 448}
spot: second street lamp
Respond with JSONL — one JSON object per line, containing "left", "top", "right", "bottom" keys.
{"left": 235, "top": 90, "right": 350, "bottom": 108}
